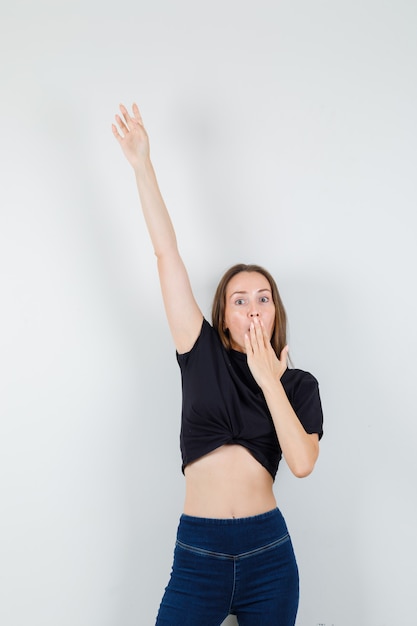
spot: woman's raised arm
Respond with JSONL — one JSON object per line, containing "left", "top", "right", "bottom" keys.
{"left": 112, "top": 103, "right": 203, "bottom": 353}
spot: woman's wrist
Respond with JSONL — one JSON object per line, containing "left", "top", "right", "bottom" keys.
{"left": 255, "top": 371, "right": 275, "bottom": 393}
{"left": 133, "top": 154, "right": 152, "bottom": 176}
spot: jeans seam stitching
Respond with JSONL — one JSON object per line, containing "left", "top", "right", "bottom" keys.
{"left": 176, "top": 540, "right": 233, "bottom": 560}
{"left": 175, "top": 534, "right": 289, "bottom": 560}
{"left": 228, "top": 558, "right": 237, "bottom": 615}
{"left": 239, "top": 534, "right": 290, "bottom": 559}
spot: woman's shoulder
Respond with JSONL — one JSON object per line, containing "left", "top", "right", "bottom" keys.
{"left": 282, "top": 367, "right": 319, "bottom": 385}
{"left": 176, "top": 319, "right": 220, "bottom": 365}
{"left": 281, "top": 367, "right": 321, "bottom": 398}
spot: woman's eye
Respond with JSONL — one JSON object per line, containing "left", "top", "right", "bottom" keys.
{"left": 235, "top": 299, "right": 245, "bottom": 305}
{"left": 260, "top": 296, "right": 269, "bottom": 303}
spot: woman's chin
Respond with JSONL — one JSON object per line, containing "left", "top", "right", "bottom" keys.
{"left": 230, "top": 339, "right": 246, "bottom": 353}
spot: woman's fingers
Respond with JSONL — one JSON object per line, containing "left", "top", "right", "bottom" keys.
{"left": 112, "top": 103, "right": 145, "bottom": 141}
{"left": 251, "top": 318, "right": 267, "bottom": 350}
{"left": 280, "top": 345, "right": 289, "bottom": 364}
{"left": 114, "top": 103, "right": 145, "bottom": 138}
{"left": 119, "top": 103, "right": 133, "bottom": 128}
{"left": 244, "top": 320, "right": 263, "bottom": 358}
{"left": 112, "top": 104, "right": 138, "bottom": 141}
{"left": 111, "top": 122, "right": 122, "bottom": 141}
{"left": 115, "top": 104, "right": 136, "bottom": 132}
{"left": 132, "top": 102, "right": 143, "bottom": 124}
{"left": 114, "top": 113, "right": 129, "bottom": 137}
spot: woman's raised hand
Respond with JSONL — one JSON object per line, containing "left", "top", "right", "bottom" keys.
{"left": 112, "top": 103, "right": 150, "bottom": 169}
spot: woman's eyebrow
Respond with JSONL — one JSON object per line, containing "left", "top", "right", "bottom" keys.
{"left": 229, "top": 288, "right": 271, "bottom": 298}
{"left": 230, "top": 290, "right": 248, "bottom": 297}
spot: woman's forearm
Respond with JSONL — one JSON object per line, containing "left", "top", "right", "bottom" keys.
{"left": 262, "top": 380, "right": 319, "bottom": 478}
{"left": 133, "top": 157, "right": 178, "bottom": 260}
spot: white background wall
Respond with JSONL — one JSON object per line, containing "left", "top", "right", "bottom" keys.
{"left": 1, "top": 1, "right": 416, "bottom": 625}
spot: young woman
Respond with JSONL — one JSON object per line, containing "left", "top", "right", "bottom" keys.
{"left": 112, "top": 103, "right": 324, "bottom": 626}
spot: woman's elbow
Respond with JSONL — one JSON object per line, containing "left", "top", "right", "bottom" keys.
{"left": 284, "top": 434, "right": 320, "bottom": 478}
{"left": 289, "top": 445, "right": 319, "bottom": 478}
{"left": 291, "top": 462, "right": 316, "bottom": 479}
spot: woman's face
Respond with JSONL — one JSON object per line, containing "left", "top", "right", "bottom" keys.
{"left": 224, "top": 271, "right": 276, "bottom": 353}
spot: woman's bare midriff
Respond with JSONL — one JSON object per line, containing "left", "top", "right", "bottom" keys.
{"left": 183, "top": 444, "right": 277, "bottom": 519}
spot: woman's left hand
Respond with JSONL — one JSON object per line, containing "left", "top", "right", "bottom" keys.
{"left": 244, "top": 317, "right": 288, "bottom": 390}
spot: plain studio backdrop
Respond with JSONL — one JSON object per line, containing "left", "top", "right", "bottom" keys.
{"left": 1, "top": 1, "right": 416, "bottom": 625}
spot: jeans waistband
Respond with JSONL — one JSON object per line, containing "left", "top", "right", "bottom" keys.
{"left": 177, "top": 507, "right": 289, "bottom": 556}
{"left": 180, "top": 507, "right": 280, "bottom": 525}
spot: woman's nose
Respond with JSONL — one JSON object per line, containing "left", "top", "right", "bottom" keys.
{"left": 249, "top": 309, "right": 260, "bottom": 318}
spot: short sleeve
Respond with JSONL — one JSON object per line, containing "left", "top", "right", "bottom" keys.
{"left": 176, "top": 318, "right": 208, "bottom": 369}
{"left": 283, "top": 370, "right": 324, "bottom": 439}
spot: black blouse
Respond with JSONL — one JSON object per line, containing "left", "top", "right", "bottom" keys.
{"left": 177, "top": 319, "right": 323, "bottom": 480}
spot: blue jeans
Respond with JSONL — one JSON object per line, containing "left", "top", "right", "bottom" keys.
{"left": 155, "top": 508, "right": 299, "bottom": 625}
